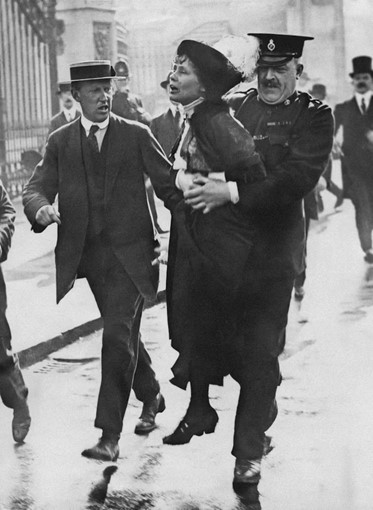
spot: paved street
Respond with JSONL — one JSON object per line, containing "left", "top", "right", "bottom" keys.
{"left": 1, "top": 187, "right": 373, "bottom": 509}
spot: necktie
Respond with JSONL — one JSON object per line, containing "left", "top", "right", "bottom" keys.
{"left": 361, "top": 97, "right": 366, "bottom": 114}
{"left": 88, "top": 125, "right": 100, "bottom": 153}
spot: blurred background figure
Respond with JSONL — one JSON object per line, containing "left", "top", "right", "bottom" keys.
{"left": 150, "top": 72, "right": 184, "bottom": 158}
{"left": 334, "top": 56, "right": 373, "bottom": 263}
{"left": 48, "top": 81, "right": 80, "bottom": 136}
{"left": 309, "top": 83, "right": 343, "bottom": 210}
{"left": 111, "top": 60, "right": 152, "bottom": 125}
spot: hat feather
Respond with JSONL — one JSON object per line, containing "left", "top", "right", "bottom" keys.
{"left": 213, "top": 35, "right": 260, "bottom": 80}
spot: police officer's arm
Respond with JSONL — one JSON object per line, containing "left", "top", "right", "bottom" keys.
{"left": 0, "top": 183, "right": 15, "bottom": 262}
{"left": 236, "top": 103, "right": 334, "bottom": 212}
{"left": 22, "top": 134, "right": 60, "bottom": 232}
{"left": 139, "top": 125, "right": 183, "bottom": 211}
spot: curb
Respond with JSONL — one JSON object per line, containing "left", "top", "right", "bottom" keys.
{"left": 18, "top": 289, "right": 167, "bottom": 369}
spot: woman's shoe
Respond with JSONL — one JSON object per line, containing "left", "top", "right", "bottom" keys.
{"left": 163, "top": 408, "right": 218, "bottom": 445}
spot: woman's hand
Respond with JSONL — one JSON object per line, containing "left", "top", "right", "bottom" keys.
{"left": 184, "top": 176, "right": 231, "bottom": 213}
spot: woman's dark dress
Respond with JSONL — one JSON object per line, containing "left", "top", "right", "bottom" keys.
{"left": 167, "top": 101, "right": 266, "bottom": 389}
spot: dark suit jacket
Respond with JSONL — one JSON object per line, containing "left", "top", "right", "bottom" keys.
{"left": 48, "top": 110, "right": 81, "bottom": 136}
{"left": 150, "top": 108, "right": 183, "bottom": 157}
{"left": 23, "top": 113, "right": 180, "bottom": 303}
{"left": 334, "top": 96, "right": 373, "bottom": 196}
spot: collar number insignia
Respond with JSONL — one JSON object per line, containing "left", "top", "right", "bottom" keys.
{"left": 267, "top": 39, "right": 275, "bottom": 52}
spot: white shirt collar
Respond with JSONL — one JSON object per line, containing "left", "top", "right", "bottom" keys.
{"left": 183, "top": 97, "right": 205, "bottom": 119}
{"left": 355, "top": 90, "right": 372, "bottom": 104}
{"left": 80, "top": 113, "right": 110, "bottom": 135}
{"left": 63, "top": 107, "right": 76, "bottom": 121}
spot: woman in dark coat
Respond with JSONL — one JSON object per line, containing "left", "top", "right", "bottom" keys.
{"left": 164, "top": 39, "right": 266, "bottom": 444}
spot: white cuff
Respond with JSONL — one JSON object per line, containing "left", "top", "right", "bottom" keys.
{"left": 227, "top": 181, "right": 239, "bottom": 204}
{"left": 175, "top": 170, "right": 195, "bottom": 192}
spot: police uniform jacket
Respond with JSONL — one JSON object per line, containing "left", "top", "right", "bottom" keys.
{"left": 23, "top": 113, "right": 180, "bottom": 303}
{"left": 334, "top": 96, "right": 373, "bottom": 197}
{"left": 112, "top": 92, "right": 151, "bottom": 125}
{"left": 230, "top": 89, "right": 334, "bottom": 281}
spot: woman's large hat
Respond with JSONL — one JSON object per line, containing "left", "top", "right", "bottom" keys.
{"left": 176, "top": 40, "right": 243, "bottom": 98}
{"left": 349, "top": 56, "right": 373, "bottom": 77}
{"left": 70, "top": 60, "right": 116, "bottom": 82}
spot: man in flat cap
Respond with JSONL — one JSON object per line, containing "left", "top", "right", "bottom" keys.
{"left": 334, "top": 56, "right": 373, "bottom": 262}
{"left": 23, "top": 60, "right": 181, "bottom": 461}
{"left": 182, "top": 33, "right": 334, "bottom": 496}
{"left": 48, "top": 81, "right": 80, "bottom": 136}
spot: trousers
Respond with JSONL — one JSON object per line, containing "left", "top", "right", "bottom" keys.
{"left": 230, "top": 277, "right": 294, "bottom": 460}
{"left": 79, "top": 236, "right": 160, "bottom": 434}
{"left": 0, "top": 267, "right": 28, "bottom": 409}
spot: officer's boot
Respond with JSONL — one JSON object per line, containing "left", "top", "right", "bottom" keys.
{"left": 0, "top": 356, "right": 31, "bottom": 443}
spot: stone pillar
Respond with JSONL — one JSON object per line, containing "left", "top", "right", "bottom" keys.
{"left": 56, "top": 0, "right": 117, "bottom": 82}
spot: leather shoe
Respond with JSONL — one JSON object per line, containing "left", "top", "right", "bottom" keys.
{"left": 12, "top": 400, "right": 31, "bottom": 443}
{"left": 233, "top": 458, "right": 261, "bottom": 492}
{"left": 134, "top": 393, "right": 166, "bottom": 435}
{"left": 163, "top": 407, "right": 218, "bottom": 445}
{"left": 81, "top": 437, "right": 119, "bottom": 461}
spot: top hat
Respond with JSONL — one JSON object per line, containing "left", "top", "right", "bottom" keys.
{"left": 309, "top": 83, "right": 326, "bottom": 99}
{"left": 349, "top": 56, "right": 373, "bottom": 77}
{"left": 114, "top": 60, "right": 130, "bottom": 79}
{"left": 160, "top": 72, "right": 172, "bottom": 89}
{"left": 70, "top": 60, "right": 116, "bottom": 82}
{"left": 57, "top": 81, "right": 71, "bottom": 94}
{"left": 248, "top": 33, "right": 314, "bottom": 67}
{"left": 176, "top": 40, "right": 243, "bottom": 99}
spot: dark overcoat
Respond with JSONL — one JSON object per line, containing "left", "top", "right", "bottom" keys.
{"left": 334, "top": 96, "right": 373, "bottom": 198}
{"left": 23, "top": 113, "right": 180, "bottom": 303}
{"left": 167, "top": 101, "right": 266, "bottom": 388}
{"left": 150, "top": 108, "right": 183, "bottom": 157}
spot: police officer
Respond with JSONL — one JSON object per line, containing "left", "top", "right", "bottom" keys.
{"left": 111, "top": 60, "right": 151, "bottom": 125}
{"left": 183, "top": 33, "right": 334, "bottom": 498}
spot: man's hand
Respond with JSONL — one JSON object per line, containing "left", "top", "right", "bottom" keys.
{"left": 184, "top": 176, "right": 231, "bottom": 214}
{"left": 35, "top": 205, "right": 61, "bottom": 227}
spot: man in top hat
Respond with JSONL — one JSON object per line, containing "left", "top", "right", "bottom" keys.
{"left": 23, "top": 60, "right": 181, "bottom": 461}
{"left": 182, "top": 33, "right": 334, "bottom": 495}
{"left": 334, "top": 56, "right": 373, "bottom": 262}
{"left": 111, "top": 60, "right": 152, "bottom": 125}
{"left": 48, "top": 81, "right": 80, "bottom": 135}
